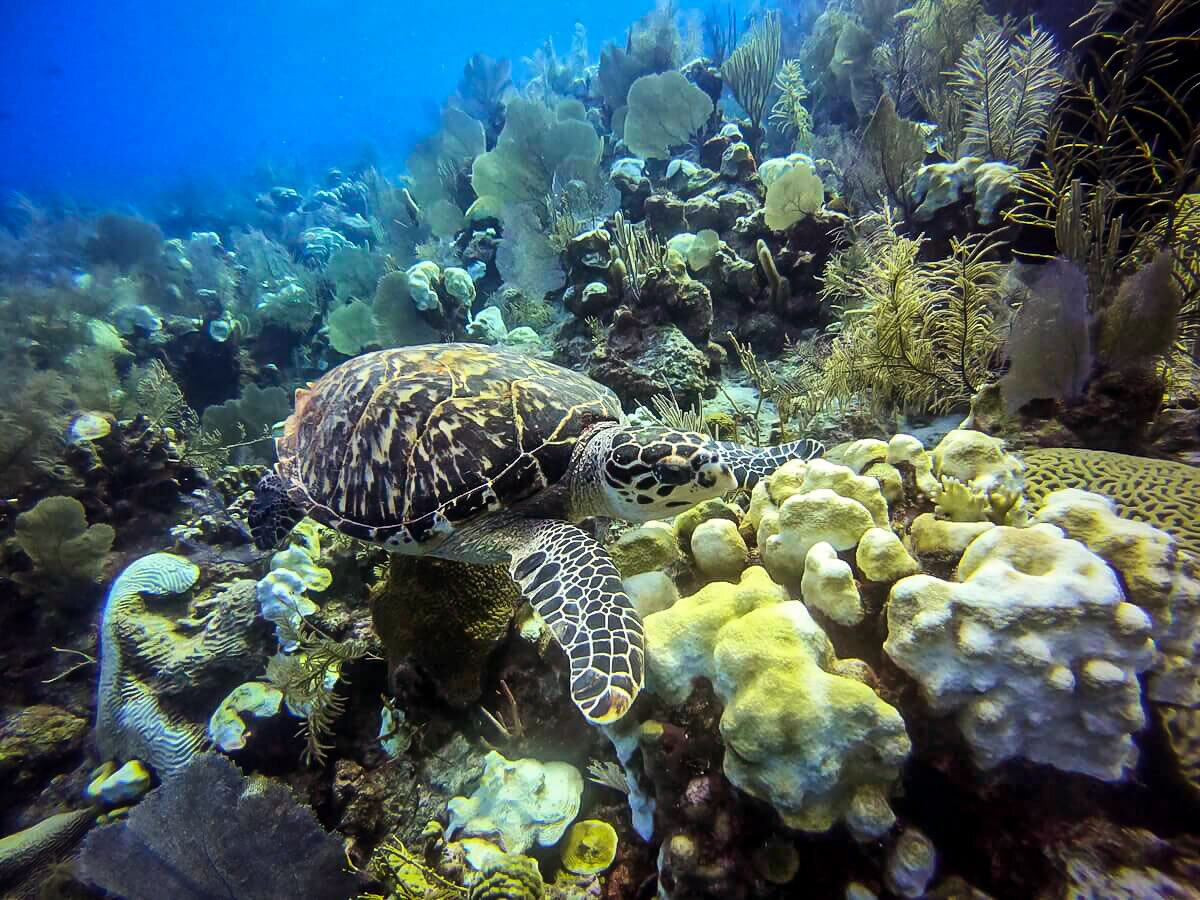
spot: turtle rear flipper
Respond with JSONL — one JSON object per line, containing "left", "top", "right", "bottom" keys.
{"left": 484, "top": 517, "right": 644, "bottom": 723}
{"left": 249, "top": 474, "right": 309, "bottom": 550}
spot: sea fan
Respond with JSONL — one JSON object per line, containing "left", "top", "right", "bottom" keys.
{"left": 951, "top": 23, "right": 1063, "bottom": 166}
{"left": 79, "top": 753, "right": 358, "bottom": 900}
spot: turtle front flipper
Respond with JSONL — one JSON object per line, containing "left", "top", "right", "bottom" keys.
{"left": 504, "top": 519, "right": 644, "bottom": 724}
{"left": 249, "top": 474, "right": 311, "bottom": 550}
{"left": 715, "top": 438, "right": 823, "bottom": 490}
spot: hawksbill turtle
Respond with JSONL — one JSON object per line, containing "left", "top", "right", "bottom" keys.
{"left": 250, "top": 343, "right": 816, "bottom": 724}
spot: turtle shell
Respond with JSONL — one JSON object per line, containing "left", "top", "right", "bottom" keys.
{"left": 275, "top": 343, "right": 623, "bottom": 545}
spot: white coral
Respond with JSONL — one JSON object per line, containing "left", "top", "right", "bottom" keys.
{"left": 885, "top": 524, "right": 1155, "bottom": 781}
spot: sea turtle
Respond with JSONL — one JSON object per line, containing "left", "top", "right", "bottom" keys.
{"left": 250, "top": 343, "right": 817, "bottom": 724}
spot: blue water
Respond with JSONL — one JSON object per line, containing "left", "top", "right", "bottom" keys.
{"left": 0, "top": 0, "right": 697, "bottom": 214}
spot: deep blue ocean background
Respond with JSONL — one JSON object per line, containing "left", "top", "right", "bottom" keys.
{"left": 0, "top": 0, "right": 702, "bottom": 222}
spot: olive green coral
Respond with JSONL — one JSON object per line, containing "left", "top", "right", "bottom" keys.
{"left": 14, "top": 495, "right": 115, "bottom": 588}
{"left": 370, "top": 556, "right": 521, "bottom": 708}
{"left": 644, "top": 567, "right": 910, "bottom": 837}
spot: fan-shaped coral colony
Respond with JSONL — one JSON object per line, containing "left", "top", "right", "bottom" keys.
{"left": 1, "top": 2, "right": 1198, "bottom": 898}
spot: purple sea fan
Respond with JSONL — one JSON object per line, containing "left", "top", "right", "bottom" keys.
{"left": 79, "top": 752, "right": 358, "bottom": 900}
{"left": 1001, "top": 257, "right": 1092, "bottom": 413}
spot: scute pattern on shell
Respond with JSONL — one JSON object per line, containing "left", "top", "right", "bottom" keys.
{"left": 275, "top": 344, "right": 623, "bottom": 542}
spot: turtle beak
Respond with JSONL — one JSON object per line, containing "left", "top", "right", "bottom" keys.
{"left": 698, "top": 460, "right": 737, "bottom": 493}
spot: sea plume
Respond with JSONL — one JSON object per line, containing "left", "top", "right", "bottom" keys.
{"left": 950, "top": 22, "right": 1063, "bottom": 166}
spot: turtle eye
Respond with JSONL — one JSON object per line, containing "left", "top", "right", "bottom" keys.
{"left": 654, "top": 456, "right": 693, "bottom": 485}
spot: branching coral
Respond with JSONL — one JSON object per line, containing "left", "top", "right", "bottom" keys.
{"left": 769, "top": 59, "right": 813, "bottom": 153}
{"left": 948, "top": 22, "right": 1063, "bottom": 166}
{"left": 607, "top": 211, "right": 663, "bottom": 301}
{"left": 721, "top": 10, "right": 782, "bottom": 140}
{"left": 818, "top": 208, "right": 1003, "bottom": 413}
{"left": 850, "top": 94, "right": 927, "bottom": 215}
{"left": 875, "top": 0, "right": 994, "bottom": 124}
{"left": 264, "top": 627, "right": 370, "bottom": 766}
{"left": 1008, "top": 0, "right": 1200, "bottom": 344}
{"left": 727, "top": 333, "right": 819, "bottom": 444}
{"left": 0, "top": 370, "right": 77, "bottom": 500}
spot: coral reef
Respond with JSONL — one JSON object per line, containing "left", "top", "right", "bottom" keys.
{"left": 644, "top": 566, "right": 910, "bottom": 837}
{"left": 886, "top": 524, "right": 1155, "bottom": 780}
{"left": 96, "top": 553, "right": 268, "bottom": 779}
{"left": 1, "top": 4, "right": 1197, "bottom": 898}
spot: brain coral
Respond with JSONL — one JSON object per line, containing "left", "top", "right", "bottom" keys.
{"left": 96, "top": 554, "right": 267, "bottom": 779}
{"left": 370, "top": 555, "right": 521, "bottom": 708}
{"left": 1021, "top": 448, "right": 1200, "bottom": 559}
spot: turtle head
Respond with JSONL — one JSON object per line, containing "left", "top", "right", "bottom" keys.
{"left": 597, "top": 426, "right": 736, "bottom": 521}
{"left": 249, "top": 474, "right": 310, "bottom": 551}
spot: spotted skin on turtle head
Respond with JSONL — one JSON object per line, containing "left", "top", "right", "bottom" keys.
{"left": 714, "top": 438, "right": 824, "bottom": 490}
{"left": 601, "top": 427, "right": 737, "bottom": 521}
{"left": 249, "top": 474, "right": 310, "bottom": 551}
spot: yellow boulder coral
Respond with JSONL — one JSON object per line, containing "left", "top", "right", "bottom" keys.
{"left": 559, "top": 819, "right": 618, "bottom": 876}
{"left": 690, "top": 518, "right": 749, "bottom": 582}
{"left": 856, "top": 527, "right": 921, "bottom": 583}
{"left": 748, "top": 456, "right": 894, "bottom": 593}
{"left": 886, "top": 524, "right": 1155, "bottom": 781}
{"left": 906, "top": 513, "right": 994, "bottom": 562}
{"left": 645, "top": 567, "right": 910, "bottom": 838}
{"left": 801, "top": 542, "right": 863, "bottom": 626}
{"left": 609, "top": 521, "right": 683, "bottom": 578}
{"left": 931, "top": 429, "right": 1023, "bottom": 486}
